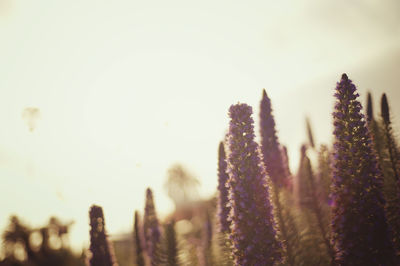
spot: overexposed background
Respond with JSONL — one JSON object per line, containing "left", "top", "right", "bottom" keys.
{"left": 0, "top": 0, "right": 399, "bottom": 252}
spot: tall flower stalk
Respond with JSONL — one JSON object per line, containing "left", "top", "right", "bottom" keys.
{"left": 259, "top": 89, "right": 297, "bottom": 266}
{"left": 297, "top": 146, "right": 335, "bottom": 263}
{"left": 134, "top": 211, "right": 145, "bottom": 266}
{"left": 259, "top": 89, "right": 287, "bottom": 187}
{"left": 366, "top": 92, "right": 373, "bottom": 122}
{"left": 316, "top": 144, "right": 332, "bottom": 204}
{"left": 217, "top": 141, "right": 231, "bottom": 233}
{"left": 164, "top": 219, "right": 180, "bottom": 266}
{"left": 217, "top": 140, "right": 234, "bottom": 266}
{"left": 295, "top": 145, "right": 311, "bottom": 207}
{"left": 226, "top": 103, "right": 282, "bottom": 266}
{"left": 281, "top": 145, "right": 292, "bottom": 178}
{"left": 200, "top": 211, "right": 214, "bottom": 266}
{"left": 143, "top": 188, "right": 161, "bottom": 265}
{"left": 374, "top": 93, "right": 400, "bottom": 254}
{"left": 306, "top": 118, "right": 315, "bottom": 149}
{"left": 366, "top": 92, "right": 385, "bottom": 163}
{"left": 331, "top": 74, "right": 396, "bottom": 265}
{"left": 88, "top": 205, "right": 118, "bottom": 266}
{"left": 381, "top": 93, "right": 400, "bottom": 182}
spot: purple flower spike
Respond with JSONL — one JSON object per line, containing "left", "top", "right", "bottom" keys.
{"left": 88, "top": 205, "right": 118, "bottom": 266}
{"left": 134, "top": 211, "right": 145, "bottom": 266}
{"left": 381, "top": 93, "right": 390, "bottom": 124}
{"left": 366, "top": 92, "right": 373, "bottom": 122}
{"left": 259, "top": 89, "right": 288, "bottom": 187}
{"left": 217, "top": 141, "right": 231, "bottom": 233}
{"left": 331, "top": 74, "right": 396, "bottom": 265}
{"left": 226, "top": 103, "right": 282, "bottom": 266}
{"left": 143, "top": 188, "right": 161, "bottom": 265}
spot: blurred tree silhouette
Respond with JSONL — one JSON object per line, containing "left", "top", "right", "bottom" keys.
{"left": 164, "top": 164, "right": 200, "bottom": 209}
{"left": 0, "top": 216, "right": 84, "bottom": 266}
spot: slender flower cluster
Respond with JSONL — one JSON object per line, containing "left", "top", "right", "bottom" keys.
{"left": 134, "top": 211, "right": 145, "bottom": 266}
{"left": 88, "top": 205, "right": 118, "bottom": 266}
{"left": 281, "top": 145, "right": 293, "bottom": 185}
{"left": 299, "top": 148, "right": 335, "bottom": 262}
{"left": 381, "top": 93, "right": 400, "bottom": 182}
{"left": 259, "top": 89, "right": 287, "bottom": 187}
{"left": 217, "top": 141, "right": 231, "bottom": 233}
{"left": 204, "top": 212, "right": 213, "bottom": 249}
{"left": 164, "top": 220, "right": 179, "bottom": 266}
{"left": 201, "top": 212, "right": 214, "bottom": 266}
{"left": 226, "top": 103, "right": 282, "bottom": 266}
{"left": 281, "top": 145, "right": 293, "bottom": 190}
{"left": 143, "top": 188, "right": 161, "bottom": 265}
{"left": 381, "top": 93, "right": 390, "bottom": 124}
{"left": 317, "top": 145, "right": 332, "bottom": 204}
{"left": 379, "top": 93, "right": 400, "bottom": 253}
{"left": 295, "top": 145, "right": 312, "bottom": 207}
{"left": 366, "top": 92, "right": 373, "bottom": 122}
{"left": 331, "top": 74, "right": 396, "bottom": 265}
{"left": 259, "top": 90, "right": 296, "bottom": 265}
{"left": 365, "top": 92, "right": 384, "bottom": 167}
{"left": 306, "top": 118, "right": 315, "bottom": 149}
{"left": 281, "top": 145, "right": 291, "bottom": 177}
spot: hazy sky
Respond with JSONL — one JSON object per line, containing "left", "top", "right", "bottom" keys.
{"left": 1, "top": 0, "right": 399, "bottom": 252}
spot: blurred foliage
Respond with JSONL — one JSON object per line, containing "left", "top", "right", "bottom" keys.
{"left": 164, "top": 164, "right": 200, "bottom": 209}
{"left": 295, "top": 148, "right": 333, "bottom": 265}
{"left": 0, "top": 216, "right": 84, "bottom": 266}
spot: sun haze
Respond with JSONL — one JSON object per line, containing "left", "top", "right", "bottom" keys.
{"left": 0, "top": 0, "right": 399, "bottom": 252}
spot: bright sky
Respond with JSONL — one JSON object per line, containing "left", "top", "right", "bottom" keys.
{"left": 1, "top": 0, "right": 399, "bottom": 252}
